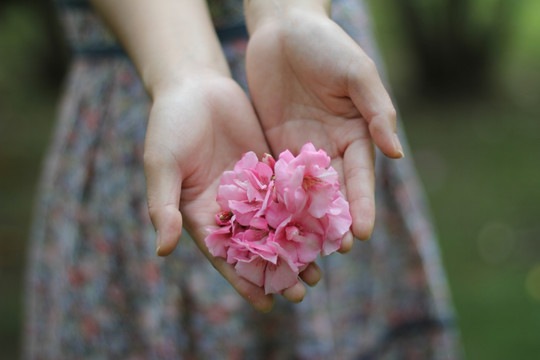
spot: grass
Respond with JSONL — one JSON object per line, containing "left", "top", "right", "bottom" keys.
{"left": 402, "top": 100, "right": 540, "bottom": 359}
{"left": 368, "top": 1, "right": 540, "bottom": 358}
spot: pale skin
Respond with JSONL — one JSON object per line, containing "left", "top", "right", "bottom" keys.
{"left": 90, "top": 0, "right": 403, "bottom": 312}
{"left": 246, "top": 0, "right": 403, "bottom": 246}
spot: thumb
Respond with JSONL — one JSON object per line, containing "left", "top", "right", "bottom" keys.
{"left": 348, "top": 55, "right": 404, "bottom": 159}
{"left": 144, "top": 148, "right": 183, "bottom": 256}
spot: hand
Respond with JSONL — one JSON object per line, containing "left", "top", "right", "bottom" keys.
{"left": 144, "top": 73, "right": 320, "bottom": 311}
{"left": 246, "top": 10, "right": 404, "bottom": 250}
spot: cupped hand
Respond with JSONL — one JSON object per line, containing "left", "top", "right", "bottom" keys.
{"left": 144, "top": 74, "right": 320, "bottom": 311}
{"left": 246, "top": 10, "right": 404, "bottom": 250}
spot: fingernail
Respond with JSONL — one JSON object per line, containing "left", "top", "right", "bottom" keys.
{"left": 155, "top": 230, "right": 161, "bottom": 256}
{"left": 393, "top": 133, "right": 405, "bottom": 158}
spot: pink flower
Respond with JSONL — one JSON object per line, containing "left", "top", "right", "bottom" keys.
{"left": 274, "top": 143, "right": 340, "bottom": 218}
{"left": 262, "top": 254, "right": 299, "bottom": 294}
{"left": 205, "top": 223, "right": 233, "bottom": 259}
{"left": 274, "top": 214, "right": 325, "bottom": 265}
{"left": 320, "top": 196, "right": 353, "bottom": 255}
{"left": 228, "top": 230, "right": 299, "bottom": 294}
{"left": 204, "top": 143, "right": 353, "bottom": 295}
{"left": 216, "top": 152, "right": 273, "bottom": 226}
{"left": 273, "top": 143, "right": 352, "bottom": 255}
{"left": 266, "top": 201, "right": 325, "bottom": 266}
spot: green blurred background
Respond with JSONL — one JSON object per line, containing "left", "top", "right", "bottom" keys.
{"left": 1, "top": 0, "right": 539, "bottom": 359}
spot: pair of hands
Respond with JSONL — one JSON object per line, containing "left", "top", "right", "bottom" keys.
{"left": 144, "top": 11, "right": 403, "bottom": 312}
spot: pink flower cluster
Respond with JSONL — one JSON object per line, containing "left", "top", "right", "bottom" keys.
{"left": 205, "top": 143, "right": 352, "bottom": 294}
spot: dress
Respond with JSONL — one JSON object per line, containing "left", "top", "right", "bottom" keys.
{"left": 24, "top": 0, "right": 462, "bottom": 359}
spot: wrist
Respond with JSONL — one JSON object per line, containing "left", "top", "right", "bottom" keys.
{"left": 244, "top": 0, "right": 330, "bottom": 34}
{"left": 149, "top": 67, "right": 231, "bottom": 101}
{"left": 145, "top": 55, "right": 231, "bottom": 100}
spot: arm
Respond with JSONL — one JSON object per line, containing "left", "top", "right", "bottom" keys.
{"left": 90, "top": 0, "right": 229, "bottom": 96}
{"left": 244, "top": 0, "right": 403, "bottom": 248}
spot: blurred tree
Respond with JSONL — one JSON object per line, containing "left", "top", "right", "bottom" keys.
{"left": 0, "top": 1, "right": 66, "bottom": 358}
{"left": 0, "top": 0, "right": 68, "bottom": 90}
{"left": 390, "top": 0, "right": 522, "bottom": 95}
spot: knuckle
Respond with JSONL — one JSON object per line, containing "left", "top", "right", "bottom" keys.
{"left": 146, "top": 201, "right": 160, "bottom": 224}
{"left": 143, "top": 148, "right": 162, "bottom": 168}
{"left": 364, "top": 57, "right": 377, "bottom": 73}
{"left": 357, "top": 56, "right": 376, "bottom": 77}
{"left": 144, "top": 146, "right": 179, "bottom": 174}
{"left": 385, "top": 107, "right": 397, "bottom": 124}
{"left": 143, "top": 148, "right": 157, "bottom": 167}
{"left": 348, "top": 55, "right": 377, "bottom": 83}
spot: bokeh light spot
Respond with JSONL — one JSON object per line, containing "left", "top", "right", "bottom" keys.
{"left": 525, "top": 264, "right": 540, "bottom": 301}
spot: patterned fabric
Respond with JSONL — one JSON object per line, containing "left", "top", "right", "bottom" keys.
{"left": 24, "top": 0, "right": 462, "bottom": 359}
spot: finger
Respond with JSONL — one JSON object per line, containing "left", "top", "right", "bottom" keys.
{"left": 343, "top": 138, "right": 375, "bottom": 240}
{"left": 338, "top": 230, "right": 354, "bottom": 253}
{"left": 282, "top": 281, "right": 306, "bottom": 303}
{"left": 348, "top": 56, "right": 404, "bottom": 159}
{"left": 144, "top": 147, "right": 183, "bottom": 256}
{"left": 299, "top": 262, "right": 322, "bottom": 286}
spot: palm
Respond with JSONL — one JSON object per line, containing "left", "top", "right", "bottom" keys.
{"left": 246, "top": 13, "right": 387, "bottom": 242}
{"left": 145, "top": 77, "right": 275, "bottom": 309}
{"left": 247, "top": 17, "right": 365, "bottom": 150}
{"left": 166, "top": 81, "right": 268, "bottom": 235}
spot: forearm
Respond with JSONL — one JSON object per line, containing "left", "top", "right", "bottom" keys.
{"left": 244, "top": 0, "right": 331, "bottom": 33}
{"left": 90, "top": 0, "right": 229, "bottom": 98}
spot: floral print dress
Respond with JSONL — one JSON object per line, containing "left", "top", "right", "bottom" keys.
{"left": 24, "top": 0, "right": 462, "bottom": 359}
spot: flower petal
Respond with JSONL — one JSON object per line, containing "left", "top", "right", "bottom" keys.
{"left": 264, "top": 258, "right": 299, "bottom": 294}
{"left": 325, "top": 196, "right": 352, "bottom": 242}
{"left": 204, "top": 226, "right": 231, "bottom": 258}
{"left": 296, "top": 232, "right": 322, "bottom": 264}
{"left": 307, "top": 183, "right": 336, "bottom": 218}
{"left": 235, "top": 257, "right": 266, "bottom": 287}
{"left": 234, "top": 151, "right": 259, "bottom": 171}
